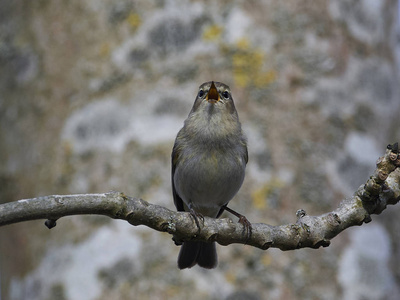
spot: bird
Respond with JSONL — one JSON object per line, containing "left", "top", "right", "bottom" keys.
{"left": 171, "top": 81, "right": 249, "bottom": 269}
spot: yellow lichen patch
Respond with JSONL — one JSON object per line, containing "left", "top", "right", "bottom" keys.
{"left": 232, "top": 52, "right": 253, "bottom": 87}
{"left": 251, "top": 179, "right": 284, "bottom": 210}
{"left": 229, "top": 40, "right": 276, "bottom": 89}
{"left": 63, "top": 140, "right": 73, "bottom": 156}
{"left": 165, "top": 286, "right": 181, "bottom": 298}
{"left": 261, "top": 253, "right": 272, "bottom": 266}
{"left": 233, "top": 69, "right": 249, "bottom": 88}
{"left": 254, "top": 70, "right": 277, "bottom": 88}
{"left": 126, "top": 13, "right": 141, "bottom": 29}
{"left": 225, "top": 271, "right": 236, "bottom": 284}
{"left": 232, "top": 52, "right": 249, "bottom": 68}
{"left": 251, "top": 185, "right": 268, "bottom": 209}
{"left": 99, "top": 43, "right": 110, "bottom": 57}
{"left": 235, "top": 37, "right": 250, "bottom": 50}
{"left": 203, "top": 25, "right": 223, "bottom": 41}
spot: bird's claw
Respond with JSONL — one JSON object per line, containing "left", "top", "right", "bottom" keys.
{"left": 223, "top": 206, "right": 252, "bottom": 243}
{"left": 189, "top": 209, "right": 204, "bottom": 235}
{"left": 238, "top": 215, "right": 253, "bottom": 243}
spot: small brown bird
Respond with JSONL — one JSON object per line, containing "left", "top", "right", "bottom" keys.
{"left": 171, "top": 81, "right": 248, "bottom": 269}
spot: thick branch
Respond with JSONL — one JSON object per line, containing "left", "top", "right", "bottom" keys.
{"left": 0, "top": 144, "right": 399, "bottom": 251}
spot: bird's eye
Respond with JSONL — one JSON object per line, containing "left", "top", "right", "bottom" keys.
{"left": 198, "top": 90, "right": 205, "bottom": 98}
{"left": 222, "top": 91, "right": 230, "bottom": 99}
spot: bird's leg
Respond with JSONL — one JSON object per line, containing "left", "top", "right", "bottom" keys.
{"left": 188, "top": 202, "right": 204, "bottom": 236}
{"left": 223, "top": 206, "right": 252, "bottom": 242}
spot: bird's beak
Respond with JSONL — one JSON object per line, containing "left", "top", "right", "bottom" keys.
{"left": 206, "top": 81, "right": 219, "bottom": 103}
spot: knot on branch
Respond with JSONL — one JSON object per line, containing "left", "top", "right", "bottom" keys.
{"left": 359, "top": 143, "right": 399, "bottom": 210}
{"left": 313, "top": 239, "right": 331, "bottom": 248}
{"left": 387, "top": 142, "right": 400, "bottom": 166}
{"left": 293, "top": 212, "right": 332, "bottom": 249}
{"left": 296, "top": 209, "right": 307, "bottom": 220}
{"left": 45, "top": 219, "right": 57, "bottom": 229}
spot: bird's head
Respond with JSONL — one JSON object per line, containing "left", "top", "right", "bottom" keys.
{"left": 185, "top": 81, "right": 241, "bottom": 138}
{"left": 190, "top": 81, "right": 237, "bottom": 116}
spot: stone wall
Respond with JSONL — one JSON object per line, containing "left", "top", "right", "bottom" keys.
{"left": 1, "top": 1, "right": 399, "bottom": 299}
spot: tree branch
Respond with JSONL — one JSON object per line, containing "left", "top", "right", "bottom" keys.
{"left": 1, "top": 144, "right": 399, "bottom": 251}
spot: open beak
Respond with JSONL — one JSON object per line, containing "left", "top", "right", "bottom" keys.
{"left": 206, "top": 81, "right": 219, "bottom": 103}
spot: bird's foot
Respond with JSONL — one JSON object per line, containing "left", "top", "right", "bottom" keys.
{"left": 238, "top": 215, "right": 253, "bottom": 242}
{"left": 188, "top": 205, "right": 204, "bottom": 236}
{"left": 223, "top": 206, "right": 252, "bottom": 243}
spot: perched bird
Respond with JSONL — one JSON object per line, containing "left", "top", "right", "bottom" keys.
{"left": 171, "top": 81, "right": 249, "bottom": 269}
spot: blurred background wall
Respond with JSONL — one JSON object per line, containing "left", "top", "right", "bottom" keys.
{"left": 1, "top": 1, "right": 399, "bottom": 299}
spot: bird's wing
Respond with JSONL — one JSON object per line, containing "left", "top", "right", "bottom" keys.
{"left": 243, "top": 137, "right": 249, "bottom": 164}
{"left": 171, "top": 140, "right": 185, "bottom": 212}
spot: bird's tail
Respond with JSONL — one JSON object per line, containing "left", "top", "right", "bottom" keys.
{"left": 177, "top": 241, "right": 217, "bottom": 269}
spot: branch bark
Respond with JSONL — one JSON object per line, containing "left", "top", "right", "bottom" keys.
{"left": 1, "top": 144, "right": 399, "bottom": 251}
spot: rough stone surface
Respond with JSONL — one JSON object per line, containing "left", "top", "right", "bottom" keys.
{"left": 1, "top": 1, "right": 399, "bottom": 299}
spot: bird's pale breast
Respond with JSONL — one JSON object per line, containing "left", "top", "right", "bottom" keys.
{"left": 173, "top": 147, "right": 246, "bottom": 217}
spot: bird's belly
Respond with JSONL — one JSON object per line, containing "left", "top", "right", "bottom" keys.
{"left": 174, "top": 153, "right": 245, "bottom": 217}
